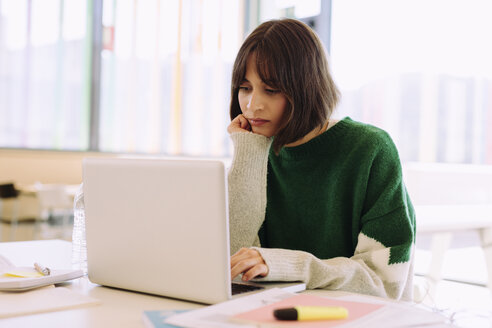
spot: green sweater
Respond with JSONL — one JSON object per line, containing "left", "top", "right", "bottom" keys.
{"left": 228, "top": 117, "right": 416, "bottom": 301}
{"left": 261, "top": 117, "right": 415, "bottom": 263}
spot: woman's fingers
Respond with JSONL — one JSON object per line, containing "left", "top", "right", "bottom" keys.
{"left": 227, "top": 114, "right": 251, "bottom": 134}
{"left": 230, "top": 247, "right": 250, "bottom": 265}
{"left": 230, "top": 248, "right": 268, "bottom": 281}
{"left": 242, "top": 263, "right": 268, "bottom": 281}
{"left": 231, "top": 254, "right": 257, "bottom": 279}
{"left": 239, "top": 115, "right": 251, "bottom": 130}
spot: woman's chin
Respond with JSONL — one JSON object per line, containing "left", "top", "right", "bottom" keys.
{"left": 251, "top": 127, "right": 274, "bottom": 138}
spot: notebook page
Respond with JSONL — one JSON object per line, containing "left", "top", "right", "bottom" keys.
{"left": 0, "top": 254, "right": 15, "bottom": 270}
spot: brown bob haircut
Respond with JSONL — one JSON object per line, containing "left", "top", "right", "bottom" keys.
{"left": 230, "top": 18, "right": 340, "bottom": 153}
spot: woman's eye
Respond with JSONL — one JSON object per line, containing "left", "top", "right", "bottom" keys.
{"left": 265, "top": 88, "right": 280, "bottom": 94}
{"left": 238, "top": 86, "right": 250, "bottom": 91}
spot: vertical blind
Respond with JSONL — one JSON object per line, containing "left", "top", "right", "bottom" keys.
{"left": 0, "top": 0, "right": 90, "bottom": 150}
{"left": 0, "top": 0, "right": 244, "bottom": 156}
{"left": 99, "top": 0, "right": 244, "bottom": 155}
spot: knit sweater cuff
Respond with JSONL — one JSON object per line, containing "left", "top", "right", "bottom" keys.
{"left": 252, "top": 247, "right": 310, "bottom": 282}
{"left": 229, "top": 132, "right": 272, "bottom": 178}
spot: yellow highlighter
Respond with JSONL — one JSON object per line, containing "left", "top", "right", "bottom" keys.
{"left": 273, "top": 306, "right": 349, "bottom": 321}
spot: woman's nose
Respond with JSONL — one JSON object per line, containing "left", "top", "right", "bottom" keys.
{"left": 247, "top": 91, "right": 264, "bottom": 112}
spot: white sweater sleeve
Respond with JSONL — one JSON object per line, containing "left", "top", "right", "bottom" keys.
{"left": 253, "top": 236, "right": 414, "bottom": 301}
{"left": 228, "top": 132, "right": 272, "bottom": 255}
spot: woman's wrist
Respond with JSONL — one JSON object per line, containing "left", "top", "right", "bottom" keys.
{"left": 229, "top": 132, "right": 272, "bottom": 176}
{"left": 230, "top": 132, "right": 272, "bottom": 153}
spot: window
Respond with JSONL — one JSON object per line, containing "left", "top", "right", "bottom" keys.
{"left": 98, "top": 0, "right": 244, "bottom": 156}
{"left": 330, "top": 0, "right": 492, "bottom": 164}
{"left": 3, "top": 0, "right": 490, "bottom": 163}
{"left": 0, "top": 0, "right": 245, "bottom": 156}
{"left": 0, "top": 0, "right": 90, "bottom": 150}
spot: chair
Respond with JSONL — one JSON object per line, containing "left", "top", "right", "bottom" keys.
{"left": 0, "top": 183, "right": 21, "bottom": 241}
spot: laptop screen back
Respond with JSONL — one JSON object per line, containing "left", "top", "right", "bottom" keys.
{"left": 83, "top": 157, "right": 231, "bottom": 304}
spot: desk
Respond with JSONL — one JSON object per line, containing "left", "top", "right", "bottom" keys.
{"left": 1, "top": 184, "right": 78, "bottom": 222}
{"left": 0, "top": 184, "right": 78, "bottom": 241}
{"left": 415, "top": 205, "right": 492, "bottom": 291}
{"left": 416, "top": 205, "right": 492, "bottom": 233}
{"left": 0, "top": 240, "right": 453, "bottom": 328}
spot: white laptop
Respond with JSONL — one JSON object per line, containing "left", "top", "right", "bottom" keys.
{"left": 83, "top": 157, "right": 305, "bottom": 304}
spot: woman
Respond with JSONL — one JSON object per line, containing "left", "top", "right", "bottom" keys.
{"left": 227, "top": 18, "right": 415, "bottom": 301}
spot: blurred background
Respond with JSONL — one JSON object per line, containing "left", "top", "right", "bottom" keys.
{"left": 1, "top": 0, "right": 491, "bottom": 159}
{"left": 0, "top": 1, "right": 491, "bottom": 326}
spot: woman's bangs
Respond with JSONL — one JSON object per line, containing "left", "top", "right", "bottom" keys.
{"left": 232, "top": 54, "right": 248, "bottom": 89}
{"left": 255, "top": 47, "right": 281, "bottom": 88}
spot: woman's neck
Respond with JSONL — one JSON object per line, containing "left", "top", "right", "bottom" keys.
{"left": 285, "top": 119, "right": 330, "bottom": 148}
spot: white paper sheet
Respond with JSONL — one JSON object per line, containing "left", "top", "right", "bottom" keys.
{"left": 0, "top": 286, "right": 100, "bottom": 318}
{"left": 334, "top": 295, "right": 453, "bottom": 328}
{"left": 165, "top": 288, "right": 452, "bottom": 328}
{"left": 165, "top": 288, "right": 295, "bottom": 328}
{"left": 0, "top": 254, "right": 84, "bottom": 291}
{"left": 0, "top": 254, "right": 15, "bottom": 269}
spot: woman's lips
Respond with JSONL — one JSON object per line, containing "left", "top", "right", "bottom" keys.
{"left": 248, "top": 119, "right": 269, "bottom": 127}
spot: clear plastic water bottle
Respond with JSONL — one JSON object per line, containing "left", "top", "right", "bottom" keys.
{"left": 72, "top": 183, "right": 87, "bottom": 275}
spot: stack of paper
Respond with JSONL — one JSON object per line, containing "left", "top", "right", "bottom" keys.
{"left": 163, "top": 288, "right": 450, "bottom": 328}
{"left": 0, "top": 254, "right": 83, "bottom": 291}
{"left": 231, "top": 293, "right": 384, "bottom": 327}
{"left": 0, "top": 254, "right": 99, "bottom": 318}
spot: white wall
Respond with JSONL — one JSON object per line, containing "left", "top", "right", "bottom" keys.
{"left": 0, "top": 149, "right": 115, "bottom": 185}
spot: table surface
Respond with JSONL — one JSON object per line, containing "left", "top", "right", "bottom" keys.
{"left": 414, "top": 204, "right": 492, "bottom": 232}
{"left": 0, "top": 240, "right": 453, "bottom": 328}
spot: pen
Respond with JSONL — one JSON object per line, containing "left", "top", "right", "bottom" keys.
{"left": 34, "top": 262, "right": 51, "bottom": 276}
{"left": 273, "top": 306, "right": 349, "bottom": 321}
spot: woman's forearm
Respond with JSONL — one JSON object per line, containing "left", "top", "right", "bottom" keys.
{"left": 228, "top": 132, "right": 272, "bottom": 255}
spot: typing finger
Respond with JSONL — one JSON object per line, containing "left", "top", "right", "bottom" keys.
{"left": 231, "top": 257, "right": 259, "bottom": 280}
{"left": 230, "top": 248, "right": 253, "bottom": 268}
{"left": 242, "top": 264, "right": 268, "bottom": 281}
{"left": 231, "top": 248, "right": 268, "bottom": 280}
{"left": 231, "top": 257, "right": 263, "bottom": 279}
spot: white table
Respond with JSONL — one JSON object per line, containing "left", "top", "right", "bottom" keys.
{"left": 0, "top": 240, "right": 454, "bottom": 328}
{"left": 416, "top": 204, "right": 492, "bottom": 291}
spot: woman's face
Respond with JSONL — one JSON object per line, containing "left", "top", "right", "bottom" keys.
{"left": 237, "top": 55, "right": 287, "bottom": 137}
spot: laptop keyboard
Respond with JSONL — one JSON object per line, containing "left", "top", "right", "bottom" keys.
{"left": 231, "top": 282, "right": 265, "bottom": 295}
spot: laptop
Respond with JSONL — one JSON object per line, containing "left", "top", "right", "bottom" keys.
{"left": 83, "top": 157, "right": 305, "bottom": 304}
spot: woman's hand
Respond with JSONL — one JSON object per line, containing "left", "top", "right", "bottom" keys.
{"left": 231, "top": 247, "right": 269, "bottom": 281}
{"left": 227, "top": 114, "right": 251, "bottom": 134}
